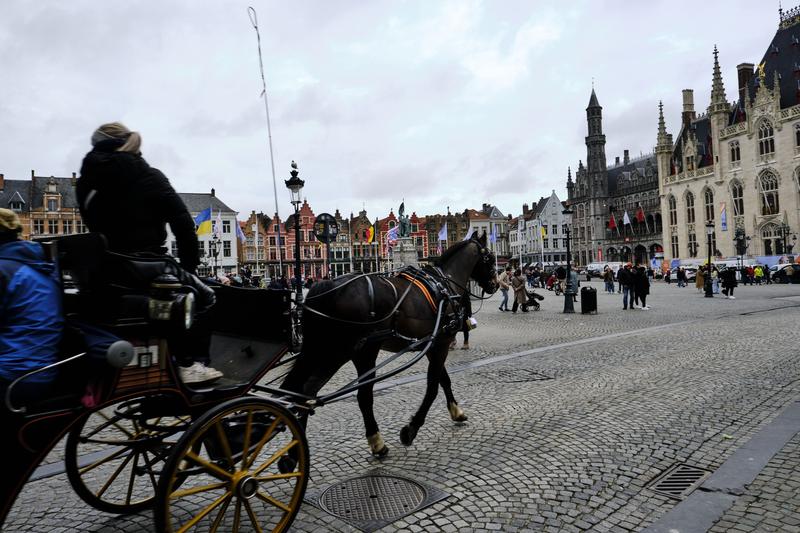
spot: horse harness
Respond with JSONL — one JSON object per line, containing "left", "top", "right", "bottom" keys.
{"left": 396, "top": 265, "right": 465, "bottom": 335}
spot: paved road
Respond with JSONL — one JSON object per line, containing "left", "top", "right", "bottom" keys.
{"left": 6, "top": 280, "right": 800, "bottom": 532}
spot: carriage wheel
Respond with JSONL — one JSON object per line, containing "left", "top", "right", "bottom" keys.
{"left": 155, "top": 397, "right": 309, "bottom": 533}
{"left": 65, "top": 397, "right": 191, "bottom": 514}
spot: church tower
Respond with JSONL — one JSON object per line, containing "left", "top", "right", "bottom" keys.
{"left": 655, "top": 101, "right": 673, "bottom": 197}
{"left": 586, "top": 89, "right": 608, "bottom": 196}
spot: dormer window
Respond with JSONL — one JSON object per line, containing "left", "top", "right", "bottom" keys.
{"left": 9, "top": 201, "right": 22, "bottom": 212}
{"left": 47, "top": 198, "right": 58, "bottom": 211}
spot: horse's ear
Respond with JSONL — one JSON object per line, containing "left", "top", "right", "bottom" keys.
{"left": 477, "top": 232, "right": 487, "bottom": 246}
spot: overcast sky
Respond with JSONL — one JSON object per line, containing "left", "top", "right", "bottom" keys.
{"left": 0, "top": 1, "right": 781, "bottom": 222}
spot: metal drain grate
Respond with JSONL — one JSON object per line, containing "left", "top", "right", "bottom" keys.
{"left": 648, "top": 463, "right": 712, "bottom": 499}
{"left": 308, "top": 471, "right": 448, "bottom": 532}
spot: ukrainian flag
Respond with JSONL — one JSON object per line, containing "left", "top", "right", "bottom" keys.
{"left": 195, "top": 207, "right": 212, "bottom": 235}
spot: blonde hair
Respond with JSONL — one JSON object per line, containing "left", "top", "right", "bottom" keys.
{"left": 92, "top": 122, "right": 142, "bottom": 154}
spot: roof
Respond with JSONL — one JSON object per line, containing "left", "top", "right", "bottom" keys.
{"left": 607, "top": 153, "right": 657, "bottom": 193}
{"left": 0, "top": 180, "right": 31, "bottom": 212}
{"left": 31, "top": 175, "right": 79, "bottom": 209}
{"left": 179, "top": 193, "right": 235, "bottom": 214}
{"left": 588, "top": 88, "right": 600, "bottom": 108}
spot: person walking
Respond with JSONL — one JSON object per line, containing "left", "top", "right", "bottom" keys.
{"left": 603, "top": 267, "right": 614, "bottom": 293}
{"left": 664, "top": 269, "right": 671, "bottom": 285}
{"left": 695, "top": 267, "right": 705, "bottom": 292}
{"left": 711, "top": 266, "right": 720, "bottom": 294}
{"left": 511, "top": 268, "right": 529, "bottom": 313}
{"left": 498, "top": 266, "right": 511, "bottom": 312}
{"left": 617, "top": 263, "right": 634, "bottom": 310}
{"left": 78, "top": 122, "right": 222, "bottom": 385}
{"left": 634, "top": 265, "right": 650, "bottom": 309}
{"left": 720, "top": 267, "right": 737, "bottom": 299}
{"left": 754, "top": 265, "right": 763, "bottom": 285}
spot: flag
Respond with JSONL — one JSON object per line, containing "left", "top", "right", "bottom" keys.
{"left": 436, "top": 242, "right": 442, "bottom": 256}
{"left": 194, "top": 207, "right": 212, "bottom": 235}
{"left": 463, "top": 227, "right": 475, "bottom": 241}
{"left": 366, "top": 225, "right": 375, "bottom": 243}
{"left": 235, "top": 220, "right": 246, "bottom": 243}
{"left": 213, "top": 210, "right": 223, "bottom": 238}
{"left": 636, "top": 205, "right": 645, "bottom": 223}
{"left": 437, "top": 223, "right": 448, "bottom": 242}
{"left": 720, "top": 202, "right": 727, "bottom": 231}
{"left": 489, "top": 227, "right": 497, "bottom": 244}
{"left": 386, "top": 225, "right": 399, "bottom": 246}
{"left": 540, "top": 224, "right": 546, "bottom": 238}
{"left": 623, "top": 211, "right": 632, "bottom": 225}
{"left": 608, "top": 213, "right": 617, "bottom": 231}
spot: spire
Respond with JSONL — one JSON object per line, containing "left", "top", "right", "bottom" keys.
{"left": 657, "top": 101, "right": 667, "bottom": 138}
{"left": 567, "top": 166, "right": 573, "bottom": 183}
{"left": 709, "top": 45, "right": 730, "bottom": 114}
{"left": 588, "top": 88, "right": 600, "bottom": 108}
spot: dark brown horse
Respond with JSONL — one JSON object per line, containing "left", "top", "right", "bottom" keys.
{"left": 281, "top": 234, "right": 498, "bottom": 456}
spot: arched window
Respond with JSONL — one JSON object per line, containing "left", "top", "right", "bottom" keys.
{"left": 731, "top": 181, "right": 744, "bottom": 216}
{"left": 704, "top": 189, "right": 715, "bottom": 222}
{"left": 668, "top": 195, "right": 677, "bottom": 226}
{"left": 759, "top": 171, "right": 780, "bottom": 215}
{"left": 729, "top": 141, "right": 741, "bottom": 162}
{"left": 758, "top": 120, "right": 775, "bottom": 156}
{"left": 685, "top": 192, "right": 696, "bottom": 224}
{"left": 761, "top": 223, "right": 779, "bottom": 255}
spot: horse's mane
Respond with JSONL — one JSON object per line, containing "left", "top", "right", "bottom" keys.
{"left": 433, "top": 238, "right": 474, "bottom": 267}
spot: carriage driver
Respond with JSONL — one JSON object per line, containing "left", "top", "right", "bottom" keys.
{"left": 77, "top": 122, "right": 222, "bottom": 385}
{"left": 0, "top": 209, "right": 63, "bottom": 404}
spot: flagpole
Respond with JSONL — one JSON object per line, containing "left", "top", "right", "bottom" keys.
{"left": 248, "top": 7, "right": 283, "bottom": 277}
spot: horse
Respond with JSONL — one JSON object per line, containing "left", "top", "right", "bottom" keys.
{"left": 280, "top": 233, "right": 498, "bottom": 457}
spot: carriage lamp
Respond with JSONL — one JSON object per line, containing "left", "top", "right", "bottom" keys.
{"left": 285, "top": 161, "right": 305, "bottom": 306}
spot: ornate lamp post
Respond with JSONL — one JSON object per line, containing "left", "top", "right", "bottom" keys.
{"left": 734, "top": 228, "right": 751, "bottom": 272}
{"left": 284, "top": 161, "right": 305, "bottom": 305}
{"left": 704, "top": 221, "right": 714, "bottom": 298}
{"left": 562, "top": 208, "right": 575, "bottom": 313}
{"left": 209, "top": 234, "right": 219, "bottom": 277}
{"left": 777, "top": 222, "right": 795, "bottom": 255}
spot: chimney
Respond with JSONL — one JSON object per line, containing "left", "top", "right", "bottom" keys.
{"left": 31, "top": 170, "right": 35, "bottom": 178}
{"left": 623, "top": 150, "right": 630, "bottom": 165}
{"left": 522, "top": 203, "right": 529, "bottom": 215}
{"left": 71, "top": 171, "right": 77, "bottom": 186}
{"left": 615, "top": 156, "right": 620, "bottom": 166}
{"left": 0, "top": 174, "right": 4, "bottom": 190}
{"left": 737, "top": 63, "right": 754, "bottom": 103}
{"left": 211, "top": 188, "right": 215, "bottom": 197}
{"left": 682, "top": 89, "right": 695, "bottom": 128}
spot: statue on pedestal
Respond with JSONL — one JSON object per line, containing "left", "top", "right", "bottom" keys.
{"left": 398, "top": 201, "right": 411, "bottom": 238}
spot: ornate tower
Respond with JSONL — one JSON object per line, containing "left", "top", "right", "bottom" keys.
{"left": 566, "top": 166, "right": 574, "bottom": 200}
{"left": 585, "top": 89, "right": 608, "bottom": 196}
{"left": 655, "top": 101, "right": 673, "bottom": 196}
{"left": 708, "top": 46, "right": 730, "bottom": 177}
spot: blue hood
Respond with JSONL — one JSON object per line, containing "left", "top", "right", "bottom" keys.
{"left": 0, "top": 240, "right": 56, "bottom": 277}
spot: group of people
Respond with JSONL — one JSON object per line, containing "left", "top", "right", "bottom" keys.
{"left": 614, "top": 263, "right": 651, "bottom": 310}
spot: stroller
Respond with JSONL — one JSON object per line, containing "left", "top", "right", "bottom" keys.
{"left": 526, "top": 288, "right": 544, "bottom": 311}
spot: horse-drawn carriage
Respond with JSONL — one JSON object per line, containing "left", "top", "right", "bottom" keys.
{"left": 1, "top": 232, "right": 497, "bottom": 532}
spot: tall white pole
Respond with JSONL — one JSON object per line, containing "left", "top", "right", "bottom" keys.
{"left": 248, "top": 7, "right": 283, "bottom": 276}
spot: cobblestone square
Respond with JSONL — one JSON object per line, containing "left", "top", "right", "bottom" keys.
{"left": 6, "top": 280, "right": 800, "bottom": 532}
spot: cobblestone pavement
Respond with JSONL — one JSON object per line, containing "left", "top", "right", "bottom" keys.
{"left": 5, "top": 281, "right": 800, "bottom": 532}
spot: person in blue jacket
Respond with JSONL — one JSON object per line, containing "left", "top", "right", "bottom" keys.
{"left": 0, "top": 209, "right": 63, "bottom": 404}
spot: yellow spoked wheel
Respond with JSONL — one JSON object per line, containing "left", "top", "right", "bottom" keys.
{"left": 155, "top": 397, "right": 309, "bottom": 533}
{"left": 65, "top": 397, "right": 191, "bottom": 514}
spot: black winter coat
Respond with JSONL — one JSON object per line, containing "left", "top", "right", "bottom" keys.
{"left": 78, "top": 141, "right": 199, "bottom": 272}
{"left": 633, "top": 268, "right": 650, "bottom": 295}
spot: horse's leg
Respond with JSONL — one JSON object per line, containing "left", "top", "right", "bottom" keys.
{"left": 352, "top": 345, "right": 388, "bottom": 458}
{"left": 439, "top": 366, "right": 467, "bottom": 422}
{"left": 400, "top": 342, "right": 448, "bottom": 446}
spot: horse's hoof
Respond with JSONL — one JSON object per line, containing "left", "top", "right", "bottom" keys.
{"left": 448, "top": 403, "right": 468, "bottom": 422}
{"left": 277, "top": 455, "right": 297, "bottom": 474}
{"left": 399, "top": 425, "right": 417, "bottom": 446}
{"left": 368, "top": 432, "right": 389, "bottom": 458}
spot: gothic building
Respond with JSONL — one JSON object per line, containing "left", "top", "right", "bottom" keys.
{"left": 657, "top": 8, "right": 800, "bottom": 263}
{"left": 567, "top": 90, "right": 663, "bottom": 266}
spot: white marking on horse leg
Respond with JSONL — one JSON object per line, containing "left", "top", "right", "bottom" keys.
{"left": 367, "top": 432, "right": 388, "bottom": 456}
{"left": 448, "top": 402, "right": 467, "bottom": 422}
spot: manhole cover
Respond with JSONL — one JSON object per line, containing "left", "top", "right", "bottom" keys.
{"left": 308, "top": 471, "right": 448, "bottom": 532}
{"left": 648, "top": 463, "right": 712, "bottom": 499}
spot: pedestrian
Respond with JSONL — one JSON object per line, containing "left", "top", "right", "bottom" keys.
{"left": 711, "top": 266, "right": 720, "bottom": 294}
{"left": 677, "top": 267, "right": 686, "bottom": 287}
{"left": 498, "top": 266, "right": 511, "bottom": 312}
{"left": 603, "top": 267, "right": 614, "bottom": 293}
{"left": 511, "top": 268, "right": 529, "bottom": 313}
{"left": 664, "top": 269, "right": 671, "bottom": 284}
{"left": 695, "top": 267, "right": 705, "bottom": 292}
{"left": 754, "top": 265, "right": 764, "bottom": 285}
{"left": 720, "top": 267, "right": 737, "bottom": 299}
{"left": 450, "top": 294, "right": 474, "bottom": 350}
{"left": 77, "top": 122, "right": 222, "bottom": 385}
{"left": 634, "top": 265, "right": 650, "bottom": 309}
{"left": 617, "top": 263, "right": 635, "bottom": 310}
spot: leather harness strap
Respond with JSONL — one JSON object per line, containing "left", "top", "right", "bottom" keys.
{"left": 399, "top": 272, "right": 438, "bottom": 312}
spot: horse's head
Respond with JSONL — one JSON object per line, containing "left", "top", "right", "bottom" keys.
{"left": 469, "top": 233, "right": 498, "bottom": 294}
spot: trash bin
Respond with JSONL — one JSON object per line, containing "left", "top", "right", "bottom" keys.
{"left": 580, "top": 286, "right": 597, "bottom": 314}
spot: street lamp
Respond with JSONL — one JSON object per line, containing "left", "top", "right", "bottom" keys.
{"left": 734, "top": 228, "right": 750, "bottom": 272}
{"left": 562, "top": 208, "right": 575, "bottom": 313}
{"left": 284, "top": 160, "right": 305, "bottom": 305}
{"left": 777, "top": 223, "right": 795, "bottom": 255}
{"left": 209, "top": 234, "right": 220, "bottom": 277}
{"left": 704, "top": 221, "right": 714, "bottom": 298}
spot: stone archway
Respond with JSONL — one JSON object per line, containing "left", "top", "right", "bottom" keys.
{"left": 620, "top": 246, "right": 632, "bottom": 262}
{"left": 607, "top": 247, "right": 619, "bottom": 262}
{"left": 634, "top": 245, "right": 648, "bottom": 265}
